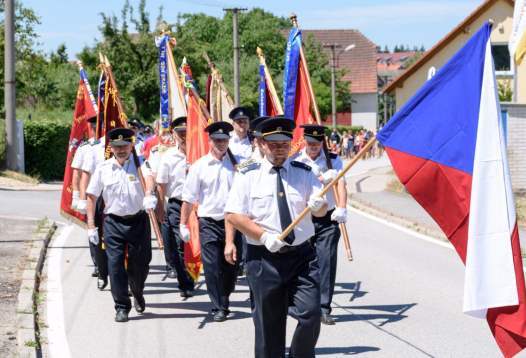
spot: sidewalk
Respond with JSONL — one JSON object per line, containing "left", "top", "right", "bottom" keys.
{"left": 0, "top": 176, "right": 62, "bottom": 191}
{"left": 345, "top": 156, "right": 526, "bottom": 245}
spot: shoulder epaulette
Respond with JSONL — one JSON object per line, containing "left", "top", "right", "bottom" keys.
{"left": 290, "top": 161, "right": 312, "bottom": 171}
{"left": 237, "top": 159, "right": 260, "bottom": 174}
{"left": 329, "top": 152, "right": 338, "bottom": 160}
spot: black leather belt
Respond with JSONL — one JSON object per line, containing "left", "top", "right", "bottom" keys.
{"left": 277, "top": 240, "right": 311, "bottom": 254}
{"left": 108, "top": 210, "right": 145, "bottom": 221}
{"left": 168, "top": 198, "right": 183, "bottom": 204}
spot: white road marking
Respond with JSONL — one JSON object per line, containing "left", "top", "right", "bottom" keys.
{"left": 348, "top": 206, "right": 454, "bottom": 250}
{"left": 47, "top": 224, "right": 73, "bottom": 358}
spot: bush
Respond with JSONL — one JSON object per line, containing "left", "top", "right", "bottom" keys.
{"left": 24, "top": 119, "right": 70, "bottom": 180}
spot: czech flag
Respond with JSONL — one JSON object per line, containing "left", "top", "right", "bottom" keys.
{"left": 378, "top": 22, "right": 526, "bottom": 357}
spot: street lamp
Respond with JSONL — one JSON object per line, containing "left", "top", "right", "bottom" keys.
{"left": 324, "top": 42, "right": 355, "bottom": 130}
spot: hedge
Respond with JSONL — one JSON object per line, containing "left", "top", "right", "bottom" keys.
{"left": 24, "top": 119, "right": 70, "bottom": 180}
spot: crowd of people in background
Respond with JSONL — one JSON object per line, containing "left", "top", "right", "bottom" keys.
{"left": 328, "top": 128, "right": 384, "bottom": 160}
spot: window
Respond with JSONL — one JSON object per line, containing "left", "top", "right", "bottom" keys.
{"left": 491, "top": 44, "right": 511, "bottom": 73}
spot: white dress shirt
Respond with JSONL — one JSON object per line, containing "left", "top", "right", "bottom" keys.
{"left": 295, "top": 149, "right": 343, "bottom": 210}
{"left": 182, "top": 152, "right": 237, "bottom": 220}
{"left": 71, "top": 138, "right": 94, "bottom": 170}
{"left": 229, "top": 132, "right": 252, "bottom": 161}
{"left": 156, "top": 146, "right": 187, "bottom": 200}
{"left": 86, "top": 157, "right": 150, "bottom": 216}
{"left": 81, "top": 136, "right": 107, "bottom": 175}
{"left": 225, "top": 157, "right": 322, "bottom": 246}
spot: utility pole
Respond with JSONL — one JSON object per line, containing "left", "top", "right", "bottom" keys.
{"left": 223, "top": 7, "right": 247, "bottom": 106}
{"left": 323, "top": 43, "right": 341, "bottom": 130}
{"left": 5, "top": 0, "right": 17, "bottom": 171}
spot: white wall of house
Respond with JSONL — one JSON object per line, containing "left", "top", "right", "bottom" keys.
{"left": 352, "top": 92, "right": 378, "bottom": 130}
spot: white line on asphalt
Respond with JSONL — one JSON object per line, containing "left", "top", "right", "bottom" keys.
{"left": 348, "top": 206, "right": 454, "bottom": 250}
{"left": 47, "top": 224, "right": 73, "bottom": 358}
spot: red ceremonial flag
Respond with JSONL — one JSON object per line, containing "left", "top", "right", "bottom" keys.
{"left": 102, "top": 68, "right": 127, "bottom": 159}
{"left": 291, "top": 56, "right": 315, "bottom": 154}
{"left": 60, "top": 68, "right": 97, "bottom": 224}
{"left": 184, "top": 92, "right": 210, "bottom": 281}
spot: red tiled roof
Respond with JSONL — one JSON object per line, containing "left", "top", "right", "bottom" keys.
{"left": 302, "top": 29, "right": 378, "bottom": 94}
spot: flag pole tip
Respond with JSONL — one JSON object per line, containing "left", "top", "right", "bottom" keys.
{"left": 256, "top": 47, "right": 263, "bottom": 56}
{"left": 488, "top": 18, "right": 494, "bottom": 26}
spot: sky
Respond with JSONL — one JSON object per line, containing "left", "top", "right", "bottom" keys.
{"left": 21, "top": 0, "right": 483, "bottom": 59}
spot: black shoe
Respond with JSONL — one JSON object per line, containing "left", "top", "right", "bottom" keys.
{"left": 133, "top": 294, "right": 146, "bottom": 314}
{"left": 97, "top": 277, "right": 108, "bottom": 290}
{"left": 91, "top": 267, "right": 99, "bottom": 277}
{"left": 321, "top": 312, "right": 335, "bottom": 325}
{"left": 168, "top": 269, "right": 177, "bottom": 279}
{"left": 180, "top": 289, "right": 194, "bottom": 298}
{"left": 115, "top": 310, "right": 129, "bottom": 323}
{"left": 213, "top": 310, "right": 227, "bottom": 322}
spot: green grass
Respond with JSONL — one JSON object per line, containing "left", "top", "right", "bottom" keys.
{"left": 0, "top": 169, "right": 40, "bottom": 184}
{"left": 17, "top": 106, "right": 72, "bottom": 123}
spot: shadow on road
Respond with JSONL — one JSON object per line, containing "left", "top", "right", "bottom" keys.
{"left": 334, "top": 281, "right": 368, "bottom": 302}
{"left": 315, "top": 346, "right": 381, "bottom": 355}
{"left": 334, "top": 303, "right": 417, "bottom": 326}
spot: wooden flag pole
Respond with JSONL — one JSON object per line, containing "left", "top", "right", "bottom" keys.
{"left": 279, "top": 137, "right": 376, "bottom": 242}
{"left": 101, "top": 55, "right": 164, "bottom": 249}
{"left": 290, "top": 14, "right": 353, "bottom": 260}
{"left": 202, "top": 52, "right": 236, "bottom": 108}
{"left": 256, "top": 46, "right": 284, "bottom": 114}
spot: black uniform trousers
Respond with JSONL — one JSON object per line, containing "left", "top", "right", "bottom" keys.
{"left": 198, "top": 217, "right": 239, "bottom": 313}
{"left": 89, "top": 196, "right": 108, "bottom": 279}
{"left": 311, "top": 209, "right": 341, "bottom": 314}
{"left": 246, "top": 241, "right": 321, "bottom": 358}
{"left": 162, "top": 198, "right": 195, "bottom": 291}
{"left": 104, "top": 211, "right": 152, "bottom": 312}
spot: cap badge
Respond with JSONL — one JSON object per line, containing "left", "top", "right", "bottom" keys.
{"left": 313, "top": 130, "right": 318, "bottom": 135}
{"left": 277, "top": 126, "right": 282, "bottom": 131}
{"left": 218, "top": 129, "right": 223, "bottom": 133}
{"left": 118, "top": 135, "right": 123, "bottom": 140}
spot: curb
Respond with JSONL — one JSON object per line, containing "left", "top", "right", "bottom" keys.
{"left": 0, "top": 185, "right": 62, "bottom": 192}
{"left": 16, "top": 221, "right": 57, "bottom": 358}
{"left": 349, "top": 196, "right": 448, "bottom": 243}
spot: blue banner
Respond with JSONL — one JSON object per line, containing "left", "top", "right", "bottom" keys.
{"left": 79, "top": 68, "right": 97, "bottom": 112}
{"left": 258, "top": 64, "right": 267, "bottom": 116}
{"left": 157, "top": 35, "right": 170, "bottom": 130}
{"left": 282, "top": 28, "right": 302, "bottom": 120}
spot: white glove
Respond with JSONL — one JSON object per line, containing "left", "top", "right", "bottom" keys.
{"left": 331, "top": 207, "right": 347, "bottom": 223}
{"left": 307, "top": 195, "right": 327, "bottom": 212}
{"left": 76, "top": 199, "right": 87, "bottom": 214}
{"left": 259, "top": 232, "right": 287, "bottom": 253}
{"left": 143, "top": 195, "right": 158, "bottom": 210}
{"left": 320, "top": 169, "right": 338, "bottom": 184}
{"left": 88, "top": 228, "right": 99, "bottom": 245}
{"left": 179, "top": 224, "right": 191, "bottom": 243}
{"left": 71, "top": 191, "right": 80, "bottom": 210}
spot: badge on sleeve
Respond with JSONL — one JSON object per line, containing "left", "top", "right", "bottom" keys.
{"left": 128, "top": 174, "right": 136, "bottom": 182}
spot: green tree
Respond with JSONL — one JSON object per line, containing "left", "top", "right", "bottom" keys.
{"left": 79, "top": 2, "right": 351, "bottom": 121}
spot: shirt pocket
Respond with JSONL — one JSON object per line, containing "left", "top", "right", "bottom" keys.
{"left": 287, "top": 186, "right": 306, "bottom": 215}
{"left": 249, "top": 187, "right": 274, "bottom": 219}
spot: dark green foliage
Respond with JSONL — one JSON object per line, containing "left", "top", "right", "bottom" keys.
{"left": 24, "top": 119, "right": 70, "bottom": 180}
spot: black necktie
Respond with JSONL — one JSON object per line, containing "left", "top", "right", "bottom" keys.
{"left": 273, "top": 166, "right": 295, "bottom": 245}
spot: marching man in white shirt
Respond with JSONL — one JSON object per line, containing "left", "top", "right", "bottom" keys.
{"left": 180, "top": 121, "right": 240, "bottom": 323}
{"left": 295, "top": 124, "right": 348, "bottom": 325}
{"left": 228, "top": 106, "right": 253, "bottom": 161}
{"left": 156, "top": 116, "right": 195, "bottom": 297}
{"left": 225, "top": 116, "right": 328, "bottom": 358}
{"left": 86, "top": 128, "right": 157, "bottom": 323}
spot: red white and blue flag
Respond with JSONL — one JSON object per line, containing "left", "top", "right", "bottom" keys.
{"left": 378, "top": 22, "right": 526, "bottom": 357}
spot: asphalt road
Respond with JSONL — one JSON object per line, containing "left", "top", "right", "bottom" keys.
{"left": 44, "top": 209, "right": 504, "bottom": 358}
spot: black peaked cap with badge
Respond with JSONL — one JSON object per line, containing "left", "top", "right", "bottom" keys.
{"left": 108, "top": 128, "right": 135, "bottom": 146}
{"left": 128, "top": 118, "right": 144, "bottom": 129}
{"left": 250, "top": 116, "right": 269, "bottom": 138}
{"left": 171, "top": 116, "right": 187, "bottom": 132}
{"left": 256, "top": 116, "right": 295, "bottom": 141}
{"left": 229, "top": 106, "right": 252, "bottom": 121}
{"left": 205, "top": 121, "right": 234, "bottom": 139}
{"left": 301, "top": 124, "right": 327, "bottom": 143}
